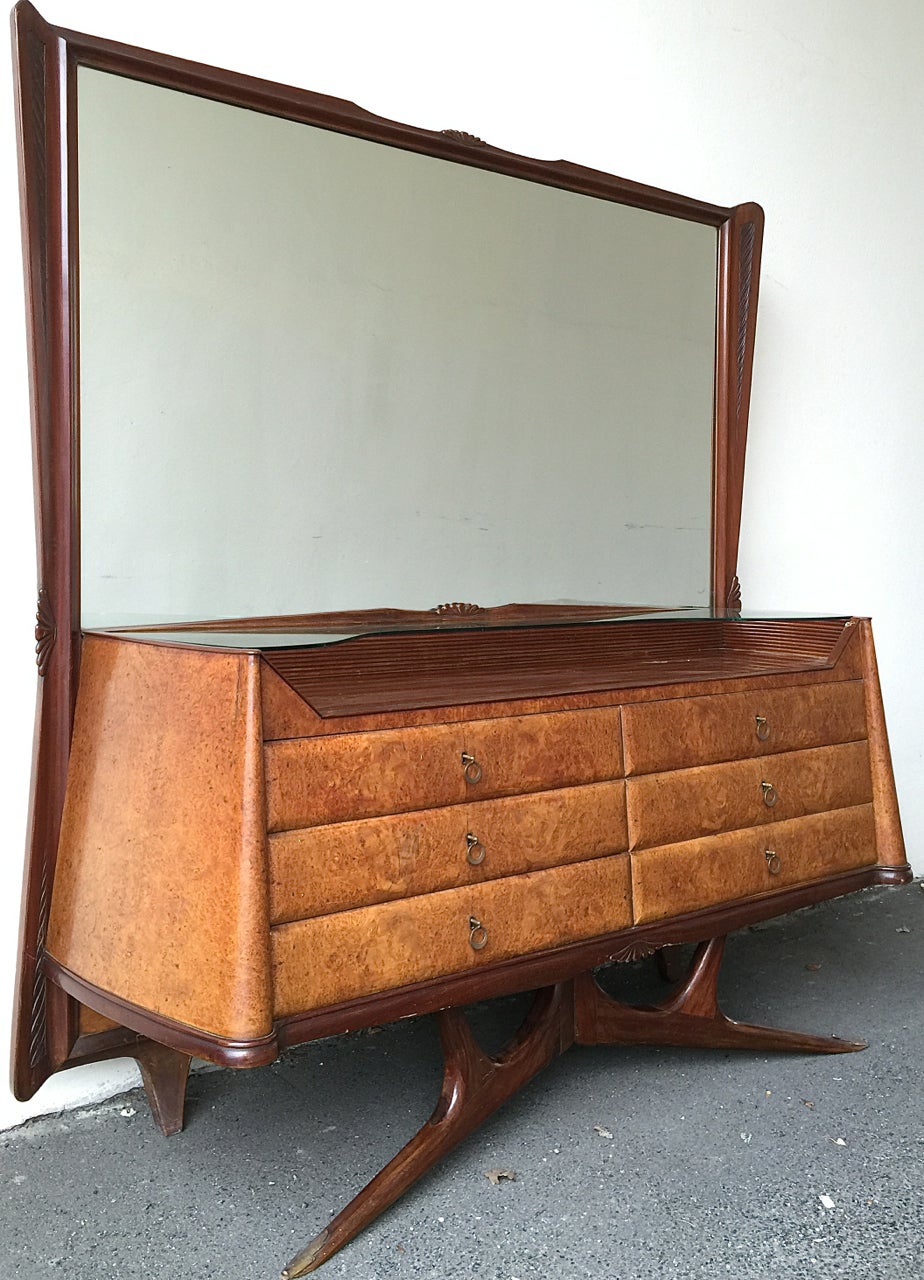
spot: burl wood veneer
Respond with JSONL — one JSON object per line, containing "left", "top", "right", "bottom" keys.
{"left": 47, "top": 637, "right": 273, "bottom": 1044}
{"left": 272, "top": 853, "right": 633, "bottom": 1015}
{"left": 268, "top": 780, "right": 629, "bottom": 922}
{"left": 45, "top": 616, "right": 907, "bottom": 1059}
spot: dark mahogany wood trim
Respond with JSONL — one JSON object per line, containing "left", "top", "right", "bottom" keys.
{"left": 108, "top": 601, "right": 689, "bottom": 635}
{"left": 282, "top": 929, "right": 873, "bottom": 1275}
{"left": 10, "top": 0, "right": 81, "bottom": 1102}
{"left": 62, "top": 1028, "right": 191, "bottom": 1135}
{"left": 283, "top": 987, "right": 574, "bottom": 1277}
{"left": 275, "top": 863, "right": 909, "bottom": 1051}
{"left": 54, "top": 23, "right": 734, "bottom": 224}
{"left": 714, "top": 202, "right": 764, "bottom": 609}
{"left": 874, "top": 866, "right": 913, "bottom": 886}
{"left": 572, "top": 937, "right": 867, "bottom": 1053}
{"left": 45, "top": 959, "right": 280, "bottom": 1069}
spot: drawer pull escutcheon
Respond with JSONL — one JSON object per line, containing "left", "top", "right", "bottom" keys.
{"left": 755, "top": 715, "right": 770, "bottom": 741}
{"left": 761, "top": 780, "right": 778, "bottom": 807}
{"left": 469, "top": 916, "right": 489, "bottom": 950}
{"left": 465, "top": 832, "right": 486, "bottom": 865}
{"left": 461, "top": 752, "right": 483, "bottom": 784}
{"left": 764, "top": 849, "right": 782, "bottom": 875}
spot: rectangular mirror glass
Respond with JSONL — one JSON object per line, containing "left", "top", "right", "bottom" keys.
{"left": 77, "top": 67, "right": 718, "bottom": 628}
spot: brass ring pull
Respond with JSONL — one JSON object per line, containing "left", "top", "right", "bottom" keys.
{"left": 761, "top": 780, "right": 778, "bottom": 808}
{"left": 765, "top": 849, "right": 782, "bottom": 875}
{"left": 755, "top": 715, "right": 770, "bottom": 741}
{"left": 461, "top": 752, "right": 483, "bottom": 784}
{"left": 469, "top": 915, "right": 488, "bottom": 950}
{"left": 465, "top": 832, "right": 486, "bottom": 866}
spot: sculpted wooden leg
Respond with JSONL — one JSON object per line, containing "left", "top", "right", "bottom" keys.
{"left": 281, "top": 983, "right": 573, "bottom": 1278}
{"left": 134, "top": 1041, "right": 192, "bottom": 1136}
{"left": 575, "top": 936, "right": 866, "bottom": 1054}
{"left": 654, "top": 945, "right": 687, "bottom": 984}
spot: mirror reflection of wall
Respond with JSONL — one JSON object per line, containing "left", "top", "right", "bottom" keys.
{"left": 77, "top": 68, "right": 718, "bottom": 628}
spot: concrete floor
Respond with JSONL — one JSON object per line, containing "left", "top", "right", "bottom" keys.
{"left": 2, "top": 884, "right": 922, "bottom": 1280}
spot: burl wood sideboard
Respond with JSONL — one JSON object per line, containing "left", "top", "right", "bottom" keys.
{"left": 10, "top": 4, "right": 908, "bottom": 1274}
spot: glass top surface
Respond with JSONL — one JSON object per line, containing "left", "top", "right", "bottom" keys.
{"left": 94, "top": 608, "right": 850, "bottom": 651}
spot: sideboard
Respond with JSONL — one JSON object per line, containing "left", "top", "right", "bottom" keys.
{"left": 42, "top": 612, "right": 906, "bottom": 1273}
{"left": 10, "top": 4, "right": 908, "bottom": 1273}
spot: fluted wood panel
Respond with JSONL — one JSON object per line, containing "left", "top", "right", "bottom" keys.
{"left": 263, "top": 618, "right": 852, "bottom": 716}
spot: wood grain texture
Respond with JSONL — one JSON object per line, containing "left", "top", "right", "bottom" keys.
{"left": 627, "top": 740, "right": 873, "bottom": 851}
{"left": 262, "top": 664, "right": 325, "bottom": 739}
{"left": 857, "top": 620, "right": 908, "bottom": 869}
{"left": 282, "top": 986, "right": 573, "bottom": 1276}
{"left": 46, "top": 636, "right": 273, "bottom": 1040}
{"left": 265, "top": 707, "right": 623, "bottom": 832}
{"left": 260, "top": 621, "right": 863, "bottom": 741}
{"left": 714, "top": 205, "right": 764, "bottom": 605}
{"left": 262, "top": 618, "right": 852, "bottom": 718}
{"left": 573, "top": 936, "right": 866, "bottom": 1054}
{"left": 622, "top": 679, "right": 867, "bottom": 776}
{"left": 77, "top": 1005, "right": 119, "bottom": 1036}
{"left": 269, "top": 781, "right": 628, "bottom": 922}
{"left": 271, "top": 854, "right": 632, "bottom": 1014}
{"left": 47, "top": 959, "right": 279, "bottom": 1068}
{"left": 631, "top": 804, "right": 877, "bottom": 923}
{"left": 10, "top": 0, "right": 81, "bottom": 1101}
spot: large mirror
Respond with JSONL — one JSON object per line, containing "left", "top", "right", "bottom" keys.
{"left": 78, "top": 67, "right": 718, "bottom": 628}
{"left": 12, "top": 0, "right": 762, "bottom": 1102}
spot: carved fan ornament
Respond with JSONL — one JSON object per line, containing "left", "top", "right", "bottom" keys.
{"left": 431, "top": 602, "right": 487, "bottom": 617}
{"left": 610, "top": 941, "right": 658, "bottom": 964}
{"left": 726, "top": 575, "right": 742, "bottom": 611}
{"left": 35, "top": 587, "right": 56, "bottom": 675}
{"left": 440, "top": 129, "right": 488, "bottom": 147}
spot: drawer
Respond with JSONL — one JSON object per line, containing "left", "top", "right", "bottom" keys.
{"left": 627, "top": 740, "right": 872, "bottom": 851}
{"left": 265, "top": 706, "right": 622, "bottom": 831}
{"left": 272, "top": 852, "right": 632, "bottom": 1014}
{"left": 622, "top": 680, "right": 867, "bottom": 776}
{"left": 269, "top": 780, "right": 628, "bottom": 922}
{"left": 632, "top": 804, "right": 877, "bottom": 923}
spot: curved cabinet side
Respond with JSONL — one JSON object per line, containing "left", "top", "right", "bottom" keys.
{"left": 45, "top": 638, "right": 275, "bottom": 1044}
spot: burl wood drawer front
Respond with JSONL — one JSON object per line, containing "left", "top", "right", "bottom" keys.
{"left": 265, "top": 707, "right": 622, "bottom": 832}
{"left": 272, "top": 853, "right": 632, "bottom": 1014}
{"left": 627, "top": 740, "right": 872, "bottom": 851}
{"left": 269, "top": 780, "right": 628, "bottom": 923}
{"left": 632, "top": 804, "right": 877, "bottom": 923}
{"left": 622, "top": 680, "right": 866, "bottom": 776}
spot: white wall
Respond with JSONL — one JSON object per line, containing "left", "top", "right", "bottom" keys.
{"left": 1, "top": 0, "right": 920, "bottom": 1130}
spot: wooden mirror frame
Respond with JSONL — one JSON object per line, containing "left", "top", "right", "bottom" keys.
{"left": 10, "top": 0, "right": 763, "bottom": 1100}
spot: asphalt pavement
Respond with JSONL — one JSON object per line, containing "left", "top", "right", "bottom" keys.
{"left": 2, "top": 883, "right": 921, "bottom": 1280}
